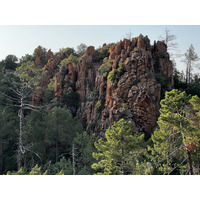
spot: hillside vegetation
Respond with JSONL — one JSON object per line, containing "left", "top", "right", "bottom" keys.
{"left": 0, "top": 35, "right": 200, "bottom": 175}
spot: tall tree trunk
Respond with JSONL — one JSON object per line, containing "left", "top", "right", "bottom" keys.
{"left": 72, "top": 144, "right": 76, "bottom": 175}
{"left": 24, "top": 153, "right": 27, "bottom": 171}
{"left": 56, "top": 112, "right": 59, "bottom": 163}
{"left": 187, "top": 150, "right": 194, "bottom": 175}
{"left": 188, "top": 60, "right": 191, "bottom": 84}
{"left": 56, "top": 130, "right": 59, "bottom": 163}
{"left": 31, "top": 152, "right": 34, "bottom": 169}
{"left": 186, "top": 63, "right": 188, "bottom": 84}
{"left": 18, "top": 93, "right": 25, "bottom": 170}
{"left": 121, "top": 137, "right": 125, "bottom": 175}
{"left": 0, "top": 137, "right": 3, "bottom": 174}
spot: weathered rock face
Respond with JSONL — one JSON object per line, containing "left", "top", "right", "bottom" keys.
{"left": 33, "top": 35, "right": 173, "bottom": 136}
{"left": 54, "top": 62, "right": 76, "bottom": 100}
{"left": 32, "top": 48, "right": 70, "bottom": 105}
{"left": 74, "top": 35, "right": 173, "bottom": 135}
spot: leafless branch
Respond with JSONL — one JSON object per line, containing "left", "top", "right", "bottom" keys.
{"left": 24, "top": 146, "right": 42, "bottom": 165}
{"left": 0, "top": 91, "right": 20, "bottom": 102}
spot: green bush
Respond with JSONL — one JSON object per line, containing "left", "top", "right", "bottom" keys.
{"left": 59, "top": 54, "right": 79, "bottom": 69}
{"left": 93, "top": 44, "right": 113, "bottom": 63}
{"left": 108, "top": 69, "right": 117, "bottom": 83}
{"left": 62, "top": 90, "right": 80, "bottom": 108}
{"left": 50, "top": 157, "right": 73, "bottom": 175}
{"left": 103, "top": 72, "right": 108, "bottom": 79}
{"left": 155, "top": 72, "right": 170, "bottom": 88}
{"left": 107, "top": 62, "right": 125, "bottom": 83}
{"left": 6, "top": 165, "right": 48, "bottom": 175}
{"left": 59, "top": 48, "right": 76, "bottom": 56}
{"left": 48, "top": 76, "right": 55, "bottom": 91}
{"left": 117, "top": 62, "right": 125, "bottom": 74}
{"left": 99, "top": 58, "right": 113, "bottom": 75}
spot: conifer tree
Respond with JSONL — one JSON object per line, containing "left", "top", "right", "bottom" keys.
{"left": 151, "top": 89, "right": 200, "bottom": 175}
{"left": 73, "top": 131, "right": 95, "bottom": 175}
{"left": 92, "top": 119, "right": 145, "bottom": 175}
{"left": 46, "top": 106, "right": 83, "bottom": 163}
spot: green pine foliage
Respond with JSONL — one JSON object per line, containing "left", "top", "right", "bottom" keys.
{"left": 92, "top": 44, "right": 112, "bottom": 63}
{"left": 92, "top": 119, "right": 146, "bottom": 175}
{"left": 50, "top": 157, "right": 73, "bottom": 175}
{"left": 58, "top": 54, "right": 79, "bottom": 69}
{"left": 15, "top": 61, "right": 42, "bottom": 88}
{"left": 73, "top": 132, "right": 95, "bottom": 175}
{"left": 150, "top": 89, "right": 200, "bottom": 175}
{"left": 6, "top": 165, "right": 48, "bottom": 175}
{"left": 22, "top": 106, "right": 84, "bottom": 168}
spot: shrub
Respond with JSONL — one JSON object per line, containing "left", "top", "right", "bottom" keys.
{"left": 106, "top": 62, "right": 126, "bottom": 83}
{"left": 59, "top": 54, "right": 79, "bottom": 69}
{"left": 93, "top": 44, "right": 113, "bottom": 63}
{"left": 59, "top": 48, "right": 76, "bottom": 56}
{"left": 117, "top": 62, "right": 125, "bottom": 74}
{"left": 108, "top": 69, "right": 117, "bottom": 83}
{"left": 62, "top": 91, "right": 80, "bottom": 108}
{"left": 103, "top": 72, "right": 108, "bottom": 79}
{"left": 99, "top": 58, "right": 113, "bottom": 75}
{"left": 48, "top": 76, "right": 56, "bottom": 91}
{"left": 155, "top": 72, "right": 170, "bottom": 87}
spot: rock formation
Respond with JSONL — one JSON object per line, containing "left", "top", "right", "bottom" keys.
{"left": 32, "top": 34, "right": 173, "bottom": 136}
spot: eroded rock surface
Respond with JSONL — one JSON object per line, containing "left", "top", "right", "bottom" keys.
{"left": 32, "top": 35, "right": 173, "bottom": 136}
{"left": 76, "top": 35, "right": 173, "bottom": 135}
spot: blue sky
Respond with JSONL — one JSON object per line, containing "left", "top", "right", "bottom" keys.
{"left": 0, "top": 25, "right": 200, "bottom": 73}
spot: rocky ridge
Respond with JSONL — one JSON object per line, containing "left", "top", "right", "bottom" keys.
{"left": 32, "top": 34, "right": 173, "bottom": 136}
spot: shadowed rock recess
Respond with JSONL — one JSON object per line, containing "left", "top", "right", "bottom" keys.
{"left": 33, "top": 34, "right": 174, "bottom": 137}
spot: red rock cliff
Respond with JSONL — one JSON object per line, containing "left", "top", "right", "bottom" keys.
{"left": 33, "top": 34, "right": 173, "bottom": 136}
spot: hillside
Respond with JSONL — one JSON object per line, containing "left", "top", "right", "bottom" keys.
{"left": 2, "top": 34, "right": 200, "bottom": 175}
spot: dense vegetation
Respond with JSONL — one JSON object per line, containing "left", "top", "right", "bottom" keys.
{"left": 0, "top": 34, "right": 200, "bottom": 175}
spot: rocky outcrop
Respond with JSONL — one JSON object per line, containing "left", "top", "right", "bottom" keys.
{"left": 54, "top": 62, "right": 76, "bottom": 100}
{"left": 74, "top": 35, "right": 173, "bottom": 135}
{"left": 32, "top": 34, "right": 173, "bottom": 136}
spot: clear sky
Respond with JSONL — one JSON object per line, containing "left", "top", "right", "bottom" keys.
{"left": 0, "top": 25, "right": 200, "bottom": 73}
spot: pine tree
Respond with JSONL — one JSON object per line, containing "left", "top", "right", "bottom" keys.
{"left": 73, "top": 131, "right": 95, "bottom": 175}
{"left": 92, "top": 119, "right": 145, "bottom": 175}
{"left": 46, "top": 106, "right": 83, "bottom": 163}
{"left": 150, "top": 89, "right": 200, "bottom": 175}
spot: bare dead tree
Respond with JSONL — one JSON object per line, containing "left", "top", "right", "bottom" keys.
{"left": 1, "top": 78, "right": 45, "bottom": 170}
{"left": 159, "top": 27, "right": 181, "bottom": 58}
{"left": 182, "top": 44, "right": 199, "bottom": 84}
{"left": 123, "top": 29, "right": 133, "bottom": 40}
{"left": 0, "top": 61, "right": 46, "bottom": 170}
